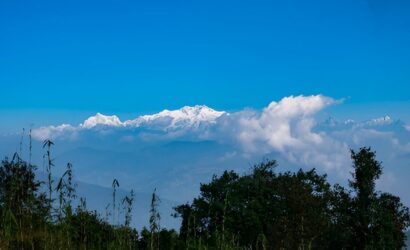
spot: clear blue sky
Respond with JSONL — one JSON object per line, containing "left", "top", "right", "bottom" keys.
{"left": 1, "top": 0, "right": 409, "bottom": 129}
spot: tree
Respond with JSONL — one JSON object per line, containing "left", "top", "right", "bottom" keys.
{"left": 175, "top": 160, "right": 333, "bottom": 249}
{"left": 326, "top": 184, "right": 354, "bottom": 249}
{"left": 150, "top": 188, "right": 161, "bottom": 250}
{"left": 349, "top": 147, "right": 410, "bottom": 249}
{"left": 349, "top": 147, "right": 382, "bottom": 249}
{"left": 0, "top": 154, "right": 48, "bottom": 248}
{"left": 372, "top": 193, "right": 410, "bottom": 249}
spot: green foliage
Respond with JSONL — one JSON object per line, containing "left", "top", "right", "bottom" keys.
{"left": 349, "top": 147, "right": 410, "bottom": 249}
{"left": 175, "top": 152, "right": 410, "bottom": 249}
{"left": 174, "top": 160, "right": 332, "bottom": 249}
{"left": 0, "top": 154, "right": 48, "bottom": 249}
{"left": 0, "top": 141, "right": 409, "bottom": 249}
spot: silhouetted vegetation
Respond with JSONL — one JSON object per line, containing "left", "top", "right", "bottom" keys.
{"left": 0, "top": 139, "right": 409, "bottom": 249}
{"left": 175, "top": 149, "right": 410, "bottom": 249}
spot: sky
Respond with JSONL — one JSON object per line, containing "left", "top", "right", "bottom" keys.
{"left": 1, "top": 0, "right": 410, "bottom": 226}
{"left": 1, "top": 0, "right": 410, "bottom": 131}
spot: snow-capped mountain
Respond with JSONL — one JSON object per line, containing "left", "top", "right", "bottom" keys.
{"left": 3, "top": 95, "right": 410, "bottom": 223}
{"left": 364, "top": 115, "right": 393, "bottom": 126}
{"left": 318, "top": 115, "right": 401, "bottom": 130}
{"left": 80, "top": 105, "right": 225, "bottom": 130}
{"left": 124, "top": 105, "right": 226, "bottom": 130}
{"left": 81, "top": 113, "right": 123, "bottom": 129}
{"left": 31, "top": 105, "right": 226, "bottom": 140}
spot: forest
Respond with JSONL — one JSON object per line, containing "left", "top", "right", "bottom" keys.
{"left": 0, "top": 139, "right": 409, "bottom": 249}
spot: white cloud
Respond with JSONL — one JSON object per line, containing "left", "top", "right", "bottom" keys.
{"left": 237, "top": 95, "right": 336, "bottom": 151}
{"left": 233, "top": 95, "right": 350, "bottom": 175}
{"left": 31, "top": 124, "right": 77, "bottom": 141}
{"left": 30, "top": 94, "right": 409, "bottom": 179}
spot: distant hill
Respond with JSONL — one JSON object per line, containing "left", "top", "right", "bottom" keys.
{"left": 35, "top": 171, "right": 181, "bottom": 230}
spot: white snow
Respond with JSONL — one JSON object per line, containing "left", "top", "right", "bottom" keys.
{"left": 124, "top": 105, "right": 226, "bottom": 129}
{"left": 81, "top": 113, "right": 123, "bottom": 129}
{"left": 32, "top": 105, "right": 226, "bottom": 140}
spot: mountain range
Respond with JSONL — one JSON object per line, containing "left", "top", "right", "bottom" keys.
{"left": 1, "top": 95, "right": 410, "bottom": 229}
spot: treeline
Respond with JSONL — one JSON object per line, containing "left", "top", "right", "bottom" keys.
{"left": 175, "top": 150, "right": 410, "bottom": 249}
{"left": 0, "top": 139, "right": 409, "bottom": 249}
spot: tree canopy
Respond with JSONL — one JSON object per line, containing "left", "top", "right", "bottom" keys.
{"left": 174, "top": 148, "right": 410, "bottom": 249}
{"left": 0, "top": 145, "right": 409, "bottom": 249}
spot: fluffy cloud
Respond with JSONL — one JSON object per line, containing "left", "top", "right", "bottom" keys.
{"left": 31, "top": 124, "right": 77, "bottom": 141}
{"left": 237, "top": 95, "right": 336, "bottom": 152}
{"left": 232, "top": 95, "right": 350, "bottom": 175}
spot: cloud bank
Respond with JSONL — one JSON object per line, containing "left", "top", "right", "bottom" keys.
{"left": 31, "top": 95, "right": 410, "bottom": 181}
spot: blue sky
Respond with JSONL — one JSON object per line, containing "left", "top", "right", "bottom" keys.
{"left": 1, "top": 0, "right": 410, "bottom": 130}
{"left": 1, "top": 0, "right": 410, "bottom": 219}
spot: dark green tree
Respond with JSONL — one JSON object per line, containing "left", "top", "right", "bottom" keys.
{"left": 372, "top": 193, "right": 410, "bottom": 249}
{"left": 175, "top": 160, "right": 333, "bottom": 249}
{"left": 349, "top": 147, "right": 382, "bottom": 249}
{"left": 325, "top": 184, "right": 354, "bottom": 249}
{"left": 0, "top": 154, "right": 48, "bottom": 248}
{"left": 349, "top": 147, "right": 410, "bottom": 249}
